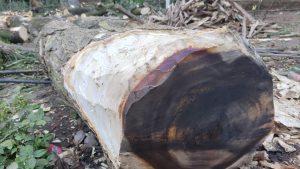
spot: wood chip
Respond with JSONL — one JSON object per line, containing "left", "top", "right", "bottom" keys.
{"left": 275, "top": 138, "right": 297, "bottom": 153}
{"left": 259, "top": 161, "right": 283, "bottom": 169}
{"left": 263, "top": 133, "right": 278, "bottom": 152}
{"left": 220, "top": 0, "right": 231, "bottom": 7}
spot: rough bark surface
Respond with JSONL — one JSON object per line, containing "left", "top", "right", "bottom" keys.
{"left": 38, "top": 18, "right": 274, "bottom": 169}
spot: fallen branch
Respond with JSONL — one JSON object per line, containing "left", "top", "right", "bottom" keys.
{"left": 230, "top": 1, "right": 256, "bottom": 23}
{"left": 257, "top": 48, "right": 300, "bottom": 58}
{"left": 280, "top": 33, "right": 300, "bottom": 38}
{"left": 114, "top": 4, "right": 144, "bottom": 23}
{"left": 242, "top": 16, "right": 247, "bottom": 39}
{"left": 256, "top": 48, "right": 300, "bottom": 54}
{"left": 247, "top": 20, "right": 260, "bottom": 38}
{"left": 0, "top": 78, "right": 51, "bottom": 84}
{"left": 250, "top": 22, "right": 273, "bottom": 38}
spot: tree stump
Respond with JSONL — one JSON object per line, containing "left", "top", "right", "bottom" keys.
{"left": 38, "top": 19, "right": 274, "bottom": 169}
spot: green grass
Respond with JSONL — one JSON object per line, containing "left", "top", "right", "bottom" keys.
{"left": 0, "top": 0, "right": 29, "bottom": 11}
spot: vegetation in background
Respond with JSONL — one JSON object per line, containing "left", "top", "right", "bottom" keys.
{"left": 0, "top": 0, "right": 29, "bottom": 11}
{"left": 0, "top": 0, "right": 60, "bottom": 12}
{"left": 0, "top": 88, "right": 55, "bottom": 169}
{"left": 0, "top": 0, "right": 172, "bottom": 12}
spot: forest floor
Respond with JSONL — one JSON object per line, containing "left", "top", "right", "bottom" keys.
{"left": 0, "top": 10, "right": 300, "bottom": 169}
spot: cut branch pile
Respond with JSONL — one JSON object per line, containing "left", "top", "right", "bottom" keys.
{"left": 148, "top": 0, "right": 263, "bottom": 38}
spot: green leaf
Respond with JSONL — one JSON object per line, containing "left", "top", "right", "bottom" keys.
{"left": 0, "top": 147, "right": 3, "bottom": 154}
{"left": 14, "top": 133, "right": 24, "bottom": 141}
{"left": 0, "top": 155, "right": 6, "bottom": 164}
{"left": 36, "top": 158, "right": 48, "bottom": 168}
{"left": 0, "top": 139, "right": 14, "bottom": 150}
{"left": 19, "top": 145, "right": 34, "bottom": 158}
{"left": 34, "top": 149, "right": 47, "bottom": 158}
{"left": 10, "top": 148, "right": 17, "bottom": 155}
{"left": 26, "top": 104, "right": 40, "bottom": 112}
{"left": 28, "top": 109, "right": 44, "bottom": 121}
{"left": 26, "top": 158, "right": 36, "bottom": 169}
{"left": 27, "top": 109, "right": 46, "bottom": 126}
{"left": 6, "top": 162, "right": 18, "bottom": 169}
{"left": 0, "top": 165, "right": 4, "bottom": 169}
{"left": 36, "top": 119, "right": 46, "bottom": 126}
{"left": 15, "top": 133, "right": 33, "bottom": 142}
{"left": 46, "top": 154, "right": 56, "bottom": 165}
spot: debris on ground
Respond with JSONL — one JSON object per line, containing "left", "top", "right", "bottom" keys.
{"left": 148, "top": 0, "right": 267, "bottom": 39}
{"left": 73, "top": 130, "right": 85, "bottom": 146}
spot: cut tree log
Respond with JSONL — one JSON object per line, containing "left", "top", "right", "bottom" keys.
{"left": 0, "top": 26, "right": 29, "bottom": 43}
{"left": 6, "top": 15, "right": 31, "bottom": 28}
{"left": 38, "top": 20, "right": 274, "bottom": 169}
{"left": 5, "top": 15, "right": 56, "bottom": 38}
{"left": 0, "top": 21, "right": 7, "bottom": 29}
{"left": 131, "top": 7, "right": 151, "bottom": 15}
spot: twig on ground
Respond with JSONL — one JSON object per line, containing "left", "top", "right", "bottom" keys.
{"left": 250, "top": 22, "right": 273, "bottom": 38}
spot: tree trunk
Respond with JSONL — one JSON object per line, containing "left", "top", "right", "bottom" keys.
{"left": 37, "top": 19, "right": 274, "bottom": 169}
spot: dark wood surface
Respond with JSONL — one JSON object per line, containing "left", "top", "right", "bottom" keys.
{"left": 122, "top": 50, "right": 274, "bottom": 169}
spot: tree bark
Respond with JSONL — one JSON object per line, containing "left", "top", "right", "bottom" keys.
{"left": 37, "top": 18, "right": 274, "bottom": 169}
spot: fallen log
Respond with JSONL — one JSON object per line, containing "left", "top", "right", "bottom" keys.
{"left": 38, "top": 20, "right": 274, "bottom": 169}
{"left": 0, "top": 26, "right": 29, "bottom": 43}
{"left": 131, "top": 6, "right": 151, "bottom": 15}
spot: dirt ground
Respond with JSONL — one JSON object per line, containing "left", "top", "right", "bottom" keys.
{"left": 0, "top": 10, "right": 300, "bottom": 169}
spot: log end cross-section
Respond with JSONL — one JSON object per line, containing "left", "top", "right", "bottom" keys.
{"left": 62, "top": 28, "right": 274, "bottom": 169}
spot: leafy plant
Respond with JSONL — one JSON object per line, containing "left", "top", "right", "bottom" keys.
{"left": 0, "top": 96, "right": 55, "bottom": 169}
{"left": 12, "top": 95, "right": 28, "bottom": 112}
{"left": 0, "top": 102, "right": 10, "bottom": 121}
